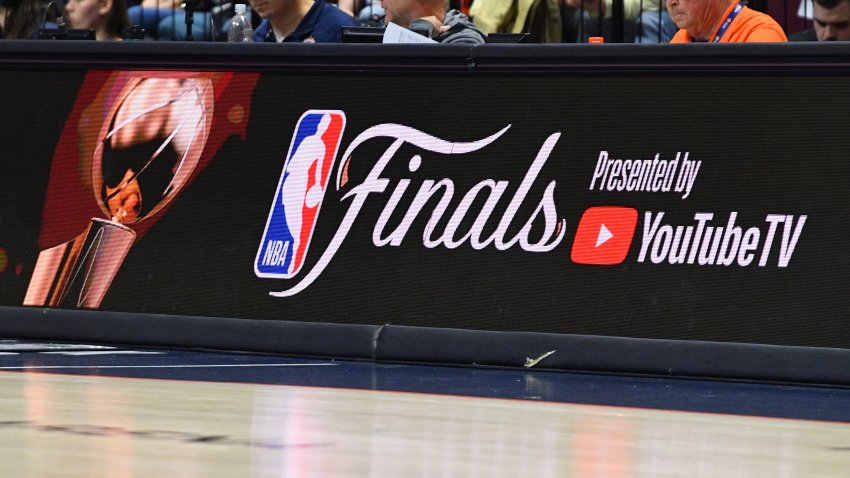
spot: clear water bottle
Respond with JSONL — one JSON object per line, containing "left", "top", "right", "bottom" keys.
{"left": 227, "top": 4, "right": 253, "bottom": 43}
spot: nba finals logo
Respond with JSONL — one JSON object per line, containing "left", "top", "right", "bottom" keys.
{"left": 254, "top": 110, "right": 346, "bottom": 278}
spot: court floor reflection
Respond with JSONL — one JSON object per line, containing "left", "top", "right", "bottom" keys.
{"left": 1, "top": 367, "right": 849, "bottom": 477}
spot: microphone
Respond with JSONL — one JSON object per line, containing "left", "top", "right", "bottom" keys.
{"left": 38, "top": 0, "right": 66, "bottom": 32}
{"left": 38, "top": 0, "right": 95, "bottom": 39}
{"left": 183, "top": 0, "right": 201, "bottom": 41}
{"left": 123, "top": 24, "right": 145, "bottom": 40}
{"left": 124, "top": 0, "right": 147, "bottom": 40}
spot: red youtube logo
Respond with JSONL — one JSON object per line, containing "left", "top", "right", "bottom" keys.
{"left": 571, "top": 206, "right": 638, "bottom": 265}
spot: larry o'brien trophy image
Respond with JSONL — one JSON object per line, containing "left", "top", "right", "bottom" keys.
{"left": 23, "top": 71, "right": 258, "bottom": 309}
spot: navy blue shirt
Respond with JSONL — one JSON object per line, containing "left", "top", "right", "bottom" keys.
{"left": 253, "top": 1, "right": 359, "bottom": 43}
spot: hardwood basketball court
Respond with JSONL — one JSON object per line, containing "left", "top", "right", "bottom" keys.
{"left": 1, "top": 341, "right": 848, "bottom": 477}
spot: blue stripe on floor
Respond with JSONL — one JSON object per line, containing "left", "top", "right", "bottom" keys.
{"left": 0, "top": 344, "right": 848, "bottom": 423}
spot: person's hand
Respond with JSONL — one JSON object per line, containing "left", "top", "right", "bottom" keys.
{"left": 415, "top": 15, "right": 451, "bottom": 35}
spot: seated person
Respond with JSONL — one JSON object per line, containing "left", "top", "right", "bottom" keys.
{"left": 789, "top": 0, "right": 850, "bottom": 41}
{"left": 470, "top": 0, "right": 562, "bottom": 43}
{"left": 127, "top": 0, "right": 217, "bottom": 40}
{"left": 668, "top": 0, "right": 787, "bottom": 42}
{"left": 635, "top": 8, "right": 678, "bottom": 43}
{"left": 561, "top": 0, "right": 677, "bottom": 42}
{"left": 382, "top": 0, "right": 486, "bottom": 44}
{"left": 1, "top": 0, "right": 63, "bottom": 38}
{"left": 66, "top": 0, "right": 130, "bottom": 40}
{"left": 250, "top": 0, "right": 359, "bottom": 42}
{"left": 0, "top": 0, "right": 20, "bottom": 38}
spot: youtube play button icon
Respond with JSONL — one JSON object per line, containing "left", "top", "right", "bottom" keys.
{"left": 571, "top": 206, "right": 638, "bottom": 265}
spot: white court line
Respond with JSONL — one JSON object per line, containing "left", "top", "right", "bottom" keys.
{"left": 0, "top": 363, "right": 338, "bottom": 370}
{"left": 40, "top": 351, "right": 166, "bottom": 356}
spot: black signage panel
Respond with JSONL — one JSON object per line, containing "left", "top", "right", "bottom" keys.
{"left": 1, "top": 67, "right": 849, "bottom": 355}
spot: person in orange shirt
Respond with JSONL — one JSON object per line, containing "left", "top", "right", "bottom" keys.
{"left": 668, "top": 0, "right": 787, "bottom": 42}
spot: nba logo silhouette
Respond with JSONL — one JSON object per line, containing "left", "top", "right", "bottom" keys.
{"left": 255, "top": 111, "right": 346, "bottom": 278}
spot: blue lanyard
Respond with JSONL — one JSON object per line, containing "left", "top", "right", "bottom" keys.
{"left": 712, "top": 2, "right": 743, "bottom": 42}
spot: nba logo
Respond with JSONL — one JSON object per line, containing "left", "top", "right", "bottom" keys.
{"left": 255, "top": 111, "right": 346, "bottom": 279}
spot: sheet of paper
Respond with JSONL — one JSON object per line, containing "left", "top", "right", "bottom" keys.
{"left": 382, "top": 22, "right": 437, "bottom": 44}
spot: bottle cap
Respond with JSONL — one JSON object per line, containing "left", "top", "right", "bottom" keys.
{"left": 235, "top": 3, "right": 246, "bottom": 14}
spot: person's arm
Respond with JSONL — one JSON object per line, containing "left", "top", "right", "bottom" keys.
{"left": 468, "top": 0, "right": 515, "bottom": 34}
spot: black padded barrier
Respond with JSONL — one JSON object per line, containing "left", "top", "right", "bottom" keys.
{"left": 0, "top": 306, "right": 381, "bottom": 358}
{"left": 1, "top": 41, "right": 850, "bottom": 385}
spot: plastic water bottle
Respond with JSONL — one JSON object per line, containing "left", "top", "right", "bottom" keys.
{"left": 227, "top": 4, "right": 253, "bottom": 43}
